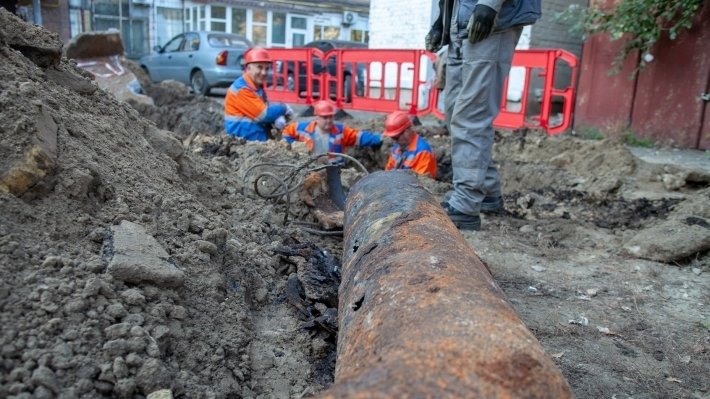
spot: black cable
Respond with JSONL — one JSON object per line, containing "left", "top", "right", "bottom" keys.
{"left": 244, "top": 152, "right": 368, "bottom": 228}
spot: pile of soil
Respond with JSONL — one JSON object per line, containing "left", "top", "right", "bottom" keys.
{"left": 123, "top": 60, "right": 225, "bottom": 140}
{"left": 2, "top": 10, "right": 708, "bottom": 399}
{"left": 1, "top": 10, "right": 336, "bottom": 399}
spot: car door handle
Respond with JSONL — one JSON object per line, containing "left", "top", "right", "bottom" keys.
{"left": 168, "top": 55, "right": 172, "bottom": 59}
{"left": 188, "top": 54, "right": 193, "bottom": 58}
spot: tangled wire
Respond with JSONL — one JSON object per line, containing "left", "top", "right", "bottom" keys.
{"left": 242, "top": 152, "right": 368, "bottom": 235}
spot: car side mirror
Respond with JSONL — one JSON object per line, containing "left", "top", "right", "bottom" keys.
{"left": 153, "top": 45, "right": 163, "bottom": 53}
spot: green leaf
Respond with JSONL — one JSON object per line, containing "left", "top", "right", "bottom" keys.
{"left": 563, "top": 0, "right": 702, "bottom": 73}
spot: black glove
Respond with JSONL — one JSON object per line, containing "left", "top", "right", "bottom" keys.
{"left": 425, "top": 27, "right": 443, "bottom": 52}
{"left": 467, "top": 4, "right": 497, "bottom": 44}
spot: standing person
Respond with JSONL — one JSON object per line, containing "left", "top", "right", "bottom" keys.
{"left": 383, "top": 111, "right": 437, "bottom": 179}
{"left": 426, "top": 0, "right": 541, "bottom": 230}
{"left": 281, "top": 100, "right": 382, "bottom": 164}
{"left": 224, "top": 47, "right": 293, "bottom": 141}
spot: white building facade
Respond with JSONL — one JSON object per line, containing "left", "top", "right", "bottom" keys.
{"left": 148, "top": 0, "right": 370, "bottom": 53}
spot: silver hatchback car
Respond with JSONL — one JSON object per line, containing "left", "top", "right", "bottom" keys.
{"left": 139, "top": 31, "right": 252, "bottom": 95}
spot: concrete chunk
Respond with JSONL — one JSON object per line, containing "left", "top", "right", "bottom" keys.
{"left": 108, "top": 221, "right": 185, "bottom": 287}
{"left": 624, "top": 218, "right": 710, "bottom": 262}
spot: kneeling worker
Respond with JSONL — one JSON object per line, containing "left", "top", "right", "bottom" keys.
{"left": 383, "top": 111, "right": 437, "bottom": 179}
{"left": 224, "top": 47, "right": 292, "bottom": 141}
{"left": 282, "top": 100, "right": 382, "bottom": 164}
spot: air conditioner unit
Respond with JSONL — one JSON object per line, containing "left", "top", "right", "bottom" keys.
{"left": 342, "top": 11, "right": 356, "bottom": 26}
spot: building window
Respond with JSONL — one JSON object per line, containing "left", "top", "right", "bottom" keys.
{"left": 93, "top": 0, "right": 126, "bottom": 42}
{"left": 69, "top": 0, "right": 91, "bottom": 36}
{"left": 231, "top": 8, "right": 247, "bottom": 35}
{"left": 272, "top": 12, "right": 286, "bottom": 46}
{"left": 93, "top": 0, "right": 151, "bottom": 58}
{"left": 290, "top": 16, "right": 307, "bottom": 47}
{"left": 314, "top": 25, "right": 341, "bottom": 41}
{"left": 94, "top": 0, "right": 120, "bottom": 16}
{"left": 211, "top": 21, "right": 226, "bottom": 31}
{"left": 69, "top": 2, "right": 91, "bottom": 37}
{"left": 212, "top": 6, "right": 226, "bottom": 19}
{"left": 292, "top": 16, "right": 307, "bottom": 30}
{"left": 252, "top": 9, "right": 267, "bottom": 45}
{"left": 314, "top": 25, "right": 322, "bottom": 40}
{"left": 253, "top": 9, "right": 267, "bottom": 23}
{"left": 350, "top": 29, "right": 369, "bottom": 43}
{"left": 157, "top": 7, "right": 183, "bottom": 45}
{"left": 210, "top": 6, "right": 226, "bottom": 32}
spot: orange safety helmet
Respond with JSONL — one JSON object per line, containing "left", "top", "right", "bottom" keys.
{"left": 313, "top": 100, "right": 336, "bottom": 117}
{"left": 383, "top": 111, "right": 413, "bottom": 137}
{"left": 244, "top": 47, "right": 271, "bottom": 64}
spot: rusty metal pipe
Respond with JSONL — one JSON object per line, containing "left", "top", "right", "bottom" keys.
{"left": 319, "top": 171, "right": 572, "bottom": 398}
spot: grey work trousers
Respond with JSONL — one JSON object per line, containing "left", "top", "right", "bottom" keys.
{"left": 445, "top": 27, "right": 522, "bottom": 216}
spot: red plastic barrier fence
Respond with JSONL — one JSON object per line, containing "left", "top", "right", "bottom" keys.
{"left": 325, "top": 49, "right": 436, "bottom": 115}
{"left": 262, "top": 47, "right": 324, "bottom": 106}
{"left": 263, "top": 48, "right": 577, "bottom": 135}
{"left": 429, "top": 49, "right": 578, "bottom": 135}
{"left": 501, "top": 49, "right": 577, "bottom": 135}
{"left": 263, "top": 48, "right": 436, "bottom": 116}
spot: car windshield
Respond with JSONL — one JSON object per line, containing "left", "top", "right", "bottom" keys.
{"left": 207, "top": 34, "right": 250, "bottom": 48}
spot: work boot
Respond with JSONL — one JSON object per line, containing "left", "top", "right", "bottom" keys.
{"left": 441, "top": 202, "right": 481, "bottom": 231}
{"left": 480, "top": 195, "right": 503, "bottom": 213}
{"left": 442, "top": 191, "right": 503, "bottom": 213}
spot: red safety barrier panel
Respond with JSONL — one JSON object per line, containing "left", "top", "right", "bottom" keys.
{"left": 262, "top": 47, "right": 324, "bottom": 106}
{"left": 324, "top": 49, "right": 437, "bottom": 115}
{"left": 263, "top": 48, "right": 437, "bottom": 116}
{"left": 499, "top": 49, "right": 577, "bottom": 135}
{"left": 262, "top": 48, "right": 577, "bottom": 135}
{"left": 429, "top": 49, "right": 578, "bottom": 135}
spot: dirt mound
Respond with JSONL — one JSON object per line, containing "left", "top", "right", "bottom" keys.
{"left": 123, "top": 60, "right": 225, "bottom": 139}
{"left": 0, "top": 10, "right": 332, "bottom": 398}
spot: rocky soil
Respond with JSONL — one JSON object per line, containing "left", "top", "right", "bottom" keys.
{"left": 1, "top": 9, "right": 709, "bottom": 399}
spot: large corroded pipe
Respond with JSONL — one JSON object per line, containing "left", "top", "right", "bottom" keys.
{"left": 320, "top": 171, "right": 572, "bottom": 398}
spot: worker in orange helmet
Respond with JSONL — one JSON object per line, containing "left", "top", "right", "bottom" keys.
{"left": 281, "top": 100, "right": 382, "bottom": 164}
{"left": 383, "top": 111, "right": 437, "bottom": 179}
{"left": 224, "top": 47, "right": 293, "bottom": 141}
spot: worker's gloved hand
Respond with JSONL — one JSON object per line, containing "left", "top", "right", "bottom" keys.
{"left": 274, "top": 116, "right": 287, "bottom": 130}
{"left": 425, "top": 26, "right": 443, "bottom": 52}
{"left": 467, "top": 4, "right": 497, "bottom": 44}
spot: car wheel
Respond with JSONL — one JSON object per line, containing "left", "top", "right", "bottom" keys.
{"left": 190, "top": 70, "right": 209, "bottom": 95}
{"left": 343, "top": 74, "right": 353, "bottom": 103}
